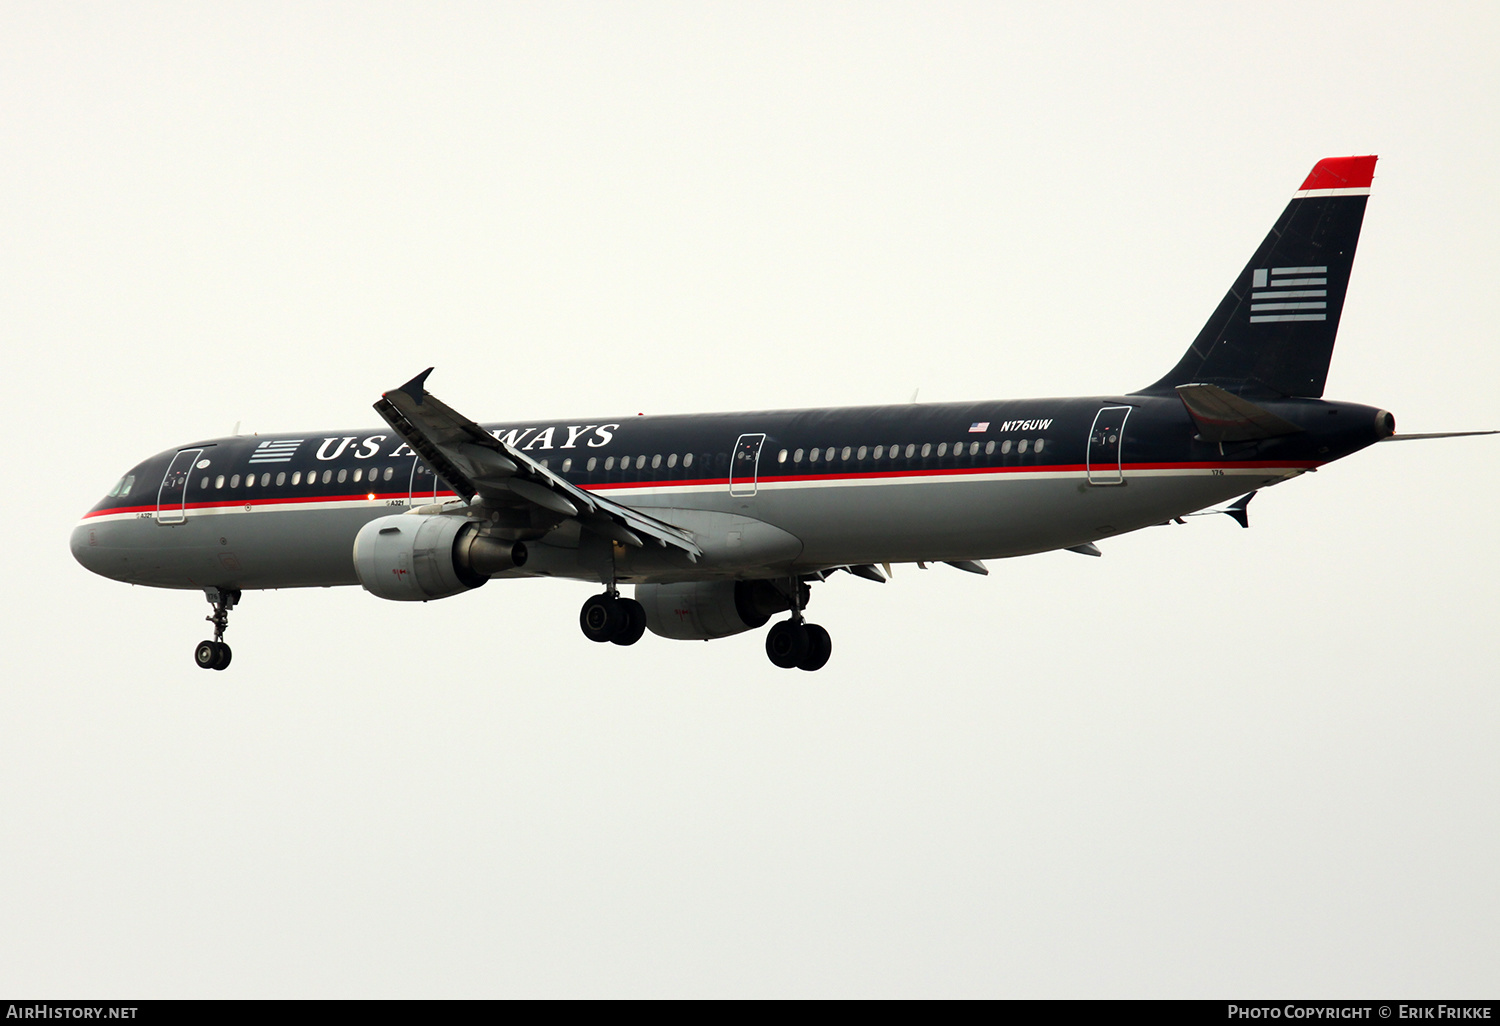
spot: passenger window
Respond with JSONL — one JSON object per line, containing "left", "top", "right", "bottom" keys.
{"left": 384, "top": 467, "right": 394, "bottom": 482}
{"left": 841, "top": 446, "right": 851, "bottom": 460}
{"left": 652, "top": 454, "right": 661, "bottom": 469}
{"left": 199, "top": 476, "right": 208, "bottom": 490}
{"left": 215, "top": 475, "right": 225, "bottom": 489}
{"left": 668, "top": 453, "right": 678, "bottom": 468}
{"left": 873, "top": 445, "right": 884, "bottom": 459}
{"left": 905, "top": 444, "right": 916, "bottom": 458}
{"left": 969, "top": 441, "right": 979, "bottom": 456}
{"left": 1035, "top": 438, "right": 1045, "bottom": 453}
{"left": 777, "top": 449, "right": 787, "bottom": 463}
{"left": 562, "top": 458, "right": 572, "bottom": 472}
{"left": 230, "top": 474, "right": 240, "bottom": 488}
{"left": 635, "top": 455, "right": 646, "bottom": 470}
{"left": 1001, "top": 440, "right": 1012, "bottom": 454}
{"left": 338, "top": 469, "right": 348, "bottom": 483}
{"left": 808, "top": 448, "right": 820, "bottom": 463}
{"left": 1018, "top": 439, "right": 1029, "bottom": 454}
{"left": 793, "top": 448, "right": 804, "bottom": 462}
{"left": 985, "top": 441, "right": 995, "bottom": 455}
{"left": 353, "top": 468, "right": 363, "bottom": 483}
{"left": 540, "top": 458, "right": 549, "bottom": 469}
{"left": 937, "top": 443, "right": 948, "bottom": 457}
{"left": 921, "top": 443, "right": 932, "bottom": 457}
{"left": 684, "top": 453, "right": 694, "bottom": 468}
{"left": 587, "top": 457, "right": 598, "bottom": 472}
{"left": 605, "top": 456, "right": 616, "bottom": 470}
{"left": 857, "top": 445, "right": 867, "bottom": 460}
{"left": 824, "top": 447, "right": 835, "bottom": 461}
{"left": 322, "top": 470, "right": 332, "bottom": 484}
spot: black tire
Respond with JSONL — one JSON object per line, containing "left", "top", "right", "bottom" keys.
{"left": 796, "top": 624, "right": 832, "bottom": 671}
{"left": 194, "top": 641, "right": 219, "bottom": 670}
{"left": 213, "top": 642, "right": 232, "bottom": 671}
{"left": 611, "top": 598, "right": 648, "bottom": 646}
{"left": 765, "top": 620, "right": 810, "bottom": 669}
{"left": 580, "top": 594, "right": 625, "bottom": 643}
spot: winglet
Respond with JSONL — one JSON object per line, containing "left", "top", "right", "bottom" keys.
{"left": 394, "top": 367, "right": 435, "bottom": 406}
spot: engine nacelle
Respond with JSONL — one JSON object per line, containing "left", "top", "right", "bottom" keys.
{"left": 353, "top": 514, "right": 527, "bottom": 602}
{"left": 636, "top": 580, "right": 793, "bottom": 641}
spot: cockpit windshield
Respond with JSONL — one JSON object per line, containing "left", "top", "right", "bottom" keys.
{"left": 106, "top": 474, "right": 136, "bottom": 498}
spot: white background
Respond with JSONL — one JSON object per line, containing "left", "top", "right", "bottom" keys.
{"left": 2, "top": 1, "right": 1496, "bottom": 997}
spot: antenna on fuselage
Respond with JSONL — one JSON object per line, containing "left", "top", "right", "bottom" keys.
{"left": 232, "top": 421, "right": 241, "bottom": 436}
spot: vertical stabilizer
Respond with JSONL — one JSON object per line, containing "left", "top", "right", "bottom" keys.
{"left": 1137, "top": 155, "right": 1377, "bottom": 398}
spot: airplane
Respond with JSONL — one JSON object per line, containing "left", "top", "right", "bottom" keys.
{"left": 70, "top": 155, "right": 1494, "bottom": 673}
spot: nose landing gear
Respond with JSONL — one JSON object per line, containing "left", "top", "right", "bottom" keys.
{"left": 195, "top": 588, "right": 240, "bottom": 671}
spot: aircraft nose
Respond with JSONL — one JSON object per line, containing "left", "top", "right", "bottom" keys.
{"left": 71, "top": 521, "right": 111, "bottom": 576}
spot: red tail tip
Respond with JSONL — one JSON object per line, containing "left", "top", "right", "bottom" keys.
{"left": 1299, "top": 155, "right": 1378, "bottom": 191}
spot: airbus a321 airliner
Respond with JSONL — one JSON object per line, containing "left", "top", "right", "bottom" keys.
{"left": 70, "top": 156, "right": 1492, "bottom": 672}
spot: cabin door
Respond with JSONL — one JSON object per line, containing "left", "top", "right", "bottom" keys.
{"left": 1086, "top": 406, "right": 1132, "bottom": 485}
{"left": 407, "top": 457, "right": 439, "bottom": 507}
{"left": 155, "top": 448, "right": 204, "bottom": 524}
{"left": 729, "top": 433, "right": 767, "bottom": 497}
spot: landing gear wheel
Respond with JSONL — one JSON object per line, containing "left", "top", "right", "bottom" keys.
{"left": 580, "top": 594, "right": 626, "bottom": 643}
{"left": 610, "top": 598, "right": 648, "bottom": 646}
{"left": 796, "top": 624, "right": 831, "bottom": 671}
{"left": 198, "top": 588, "right": 241, "bottom": 671}
{"left": 766, "top": 620, "right": 810, "bottom": 669}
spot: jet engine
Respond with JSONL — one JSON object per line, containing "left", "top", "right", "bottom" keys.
{"left": 635, "top": 580, "right": 795, "bottom": 641}
{"left": 353, "top": 514, "right": 527, "bottom": 602}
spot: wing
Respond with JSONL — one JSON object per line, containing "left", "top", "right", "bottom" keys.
{"left": 373, "top": 368, "right": 702, "bottom": 561}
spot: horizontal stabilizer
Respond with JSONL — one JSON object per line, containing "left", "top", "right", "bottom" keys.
{"left": 1223, "top": 491, "right": 1255, "bottom": 529}
{"left": 1176, "top": 383, "right": 1302, "bottom": 443}
{"left": 1379, "top": 430, "right": 1499, "bottom": 442}
{"left": 1182, "top": 490, "right": 1256, "bottom": 528}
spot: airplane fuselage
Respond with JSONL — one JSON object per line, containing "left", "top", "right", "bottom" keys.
{"left": 72, "top": 392, "right": 1390, "bottom": 593}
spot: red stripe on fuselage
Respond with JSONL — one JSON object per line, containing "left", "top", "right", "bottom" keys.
{"left": 82, "top": 460, "right": 1321, "bottom": 518}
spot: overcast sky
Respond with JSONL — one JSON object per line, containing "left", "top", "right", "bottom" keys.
{"left": 3, "top": 1, "right": 1497, "bottom": 998}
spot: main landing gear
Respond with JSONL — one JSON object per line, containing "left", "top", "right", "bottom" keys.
{"left": 194, "top": 588, "right": 240, "bottom": 671}
{"left": 765, "top": 578, "right": 832, "bottom": 672}
{"left": 579, "top": 589, "right": 647, "bottom": 646}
